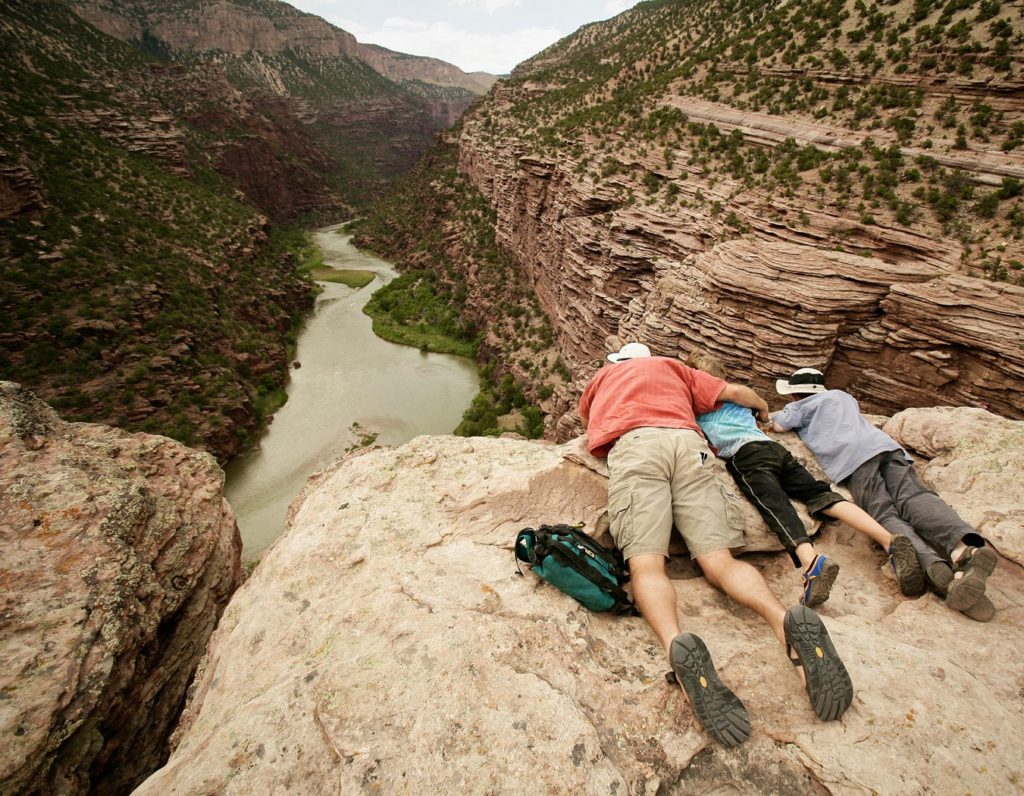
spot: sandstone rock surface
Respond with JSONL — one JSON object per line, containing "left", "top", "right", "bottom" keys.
{"left": 137, "top": 420, "right": 1022, "bottom": 794}
{"left": 884, "top": 406, "right": 1024, "bottom": 567}
{"left": 0, "top": 383, "right": 242, "bottom": 795}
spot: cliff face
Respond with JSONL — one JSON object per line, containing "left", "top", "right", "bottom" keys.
{"left": 73, "top": 0, "right": 361, "bottom": 57}
{"left": 356, "top": 42, "right": 497, "bottom": 124}
{"left": 354, "top": 0, "right": 1024, "bottom": 439}
{"left": 69, "top": 0, "right": 497, "bottom": 209}
{"left": 134, "top": 409, "right": 1023, "bottom": 793}
{"left": 0, "top": 383, "right": 241, "bottom": 795}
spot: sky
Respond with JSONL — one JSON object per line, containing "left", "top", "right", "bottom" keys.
{"left": 287, "top": 0, "right": 638, "bottom": 75}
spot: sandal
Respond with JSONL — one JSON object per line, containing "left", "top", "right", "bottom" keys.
{"left": 801, "top": 555, "right": 840, "bottom": 608}
{"left": 784, "top": 605, "right": 853, "bottom": 722}
{"left": 669, "top": 633, "right": 750, "bottom": 747}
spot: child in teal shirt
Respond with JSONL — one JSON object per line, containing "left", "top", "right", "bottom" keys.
{"left": 687, "top": 351, "right": 923, "bottom": 606}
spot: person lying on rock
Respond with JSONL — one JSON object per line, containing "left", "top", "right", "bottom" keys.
{"left": 579, "top": 342, "right": 853, "bottom": 748}
{"left": 771, "top": 367, "right": 998, "bottom": 622}
{"left": 684, "top": 349, "right": 922, "bottom": 608}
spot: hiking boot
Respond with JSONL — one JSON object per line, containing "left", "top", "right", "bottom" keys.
{"left": 801, "top": 555, "right": 840, "bottom": 608}
{"left": 926, "top": 560, "right": 996, "bottom": 621}
{"left": 962, "top": 595, "right": 996, "bottom": 622}
{"left": 888, "top": 535, "right": 925, "bottom": 597}
{"left": 925, "top": 562, "right": 954, "bottom": 596}
{"left": 947, "top": 546, "right": 998, "bottom": 612}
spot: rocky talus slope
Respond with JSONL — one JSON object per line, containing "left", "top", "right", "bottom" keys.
{"left": 134, "top": 407, "right": 1022, "bottom": 793}
{"left": 0, "top": 383, "right": 241, "bottom": 795}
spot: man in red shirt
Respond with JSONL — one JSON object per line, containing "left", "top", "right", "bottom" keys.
{"left": 579, "top": 343, "right": 853, "bottom": 746}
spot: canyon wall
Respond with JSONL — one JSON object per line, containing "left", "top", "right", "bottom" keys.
{"left": 457, "top": 84, "right": 1024, "bottom": 440}
{"left": 0, "top": 383, "right": 241, "bottom": 794}
{"left": 349, "top": 0, "right": 1021, "bottom": 441}
{"left": 73, "top": 0, "right": 361, "bottom": 57}
{"left": 2, "top": 0, "right": 495, "bottom": 460}
{"left": 70, "top": 0, "right": 499, "bottom": 197}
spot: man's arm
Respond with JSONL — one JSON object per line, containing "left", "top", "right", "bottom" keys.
{"left": 717, "top": 383, "right": 770, "bottom": 423}
{"left": 770, "top": 402, "right": 801, "bottom": 433}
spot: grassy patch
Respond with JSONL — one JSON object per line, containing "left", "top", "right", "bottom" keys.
{"left": 312, "top": 268, "right": 376, "bottom": 287}
{"left": 363, "top": 269, "right": 478, "bottom": 357}
{"left": 367, "top": 317, "right": 478, "bottom": 357}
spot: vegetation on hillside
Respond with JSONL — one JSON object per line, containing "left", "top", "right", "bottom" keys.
{"left": 363, "top": 270, "right": 478, "bottom": 357}
{"left": 472, "top": 0, "right": 1023, "bottom": 280}
{"left": 353, "top": 138, "right": 560, "bottom": 439}
{"left": 0, "top": 0, "right": 315, "bottom": 458}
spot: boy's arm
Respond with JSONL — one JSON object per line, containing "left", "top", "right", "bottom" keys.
{"left": 717, "top": 383, "right": 769, "bottom": 423}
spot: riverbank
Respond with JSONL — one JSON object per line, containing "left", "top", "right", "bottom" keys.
{"left": 224, "top": 225, "right": 479, "bottom": 560}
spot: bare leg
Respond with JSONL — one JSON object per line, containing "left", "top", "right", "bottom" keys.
{"left": 793, "top": 542, "right": 817, "bottom": 569}
{"left": 695, "top": 549, "right": 787, "bottom": 646}
{"left": 628, "top": 553, "right": 681, "bottom": 655}
{"left": 822, "top": 501, "right": 891, "bottom": 548}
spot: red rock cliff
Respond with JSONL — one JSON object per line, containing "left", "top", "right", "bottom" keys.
{"left": 449, "top": 0, "right": 1024, "bottom": 438}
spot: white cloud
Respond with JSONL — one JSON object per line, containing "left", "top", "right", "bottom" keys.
{"left": 317, "top": 13, "right": 561, "bottom": 73}
{"left": 380, "top": 16, "right": 431, "bottom": 31}
{"left": 448, "top": 0, "right": 524, "bottom": 12}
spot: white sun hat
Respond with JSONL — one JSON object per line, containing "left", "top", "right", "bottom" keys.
{"left": 606, "top": 342, "right": 652, "bottom": 363}
{"left": 776, "top": 367, "right": 827, "bottom": 395}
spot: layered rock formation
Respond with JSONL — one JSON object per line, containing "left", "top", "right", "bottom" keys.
{"left": 457, "top": 106, "right": 1024, "bottom": 439}
{"left": 348, "top": 0, "right": 1018, "bottom": 441}
{"left": 0, "top": 383, "right": 242, "bottom": 794}
{"left": 70, "top": 0, "right": 497, "bottom": 198}
{"left": 135, "top": 408, "right": 1022, "bottom": 793}
{"left": 0, "top": 153, "right": 44, "bottom": 218}
{"left": 357, "top": 44, "right": 497, "bottom": 96}
{"left": 73, "top": 0, "right": 361, "bottom": 57}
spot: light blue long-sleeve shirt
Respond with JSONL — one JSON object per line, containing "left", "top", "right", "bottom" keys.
{"left": 772, "top": 390, "right": 907, "bottom": 483}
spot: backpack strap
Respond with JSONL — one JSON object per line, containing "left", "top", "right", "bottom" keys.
{"left": 544, "top": 542, "right": 637, "bottom": 615}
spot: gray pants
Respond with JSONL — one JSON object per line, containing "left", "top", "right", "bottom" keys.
{"left": 841, "top": 450, "right": 984, "bottom": 570}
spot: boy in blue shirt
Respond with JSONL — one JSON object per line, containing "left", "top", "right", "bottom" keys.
{"left": 687, "top": 351, "right": 924, "bottom": 607}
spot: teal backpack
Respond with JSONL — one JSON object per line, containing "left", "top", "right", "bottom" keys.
{"left": 515, "top": 524, "right": 636, "bottom": 615}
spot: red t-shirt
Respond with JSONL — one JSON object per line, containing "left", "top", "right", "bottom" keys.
{"left": 578, "top": 357, "right": 726, "bottom": 457}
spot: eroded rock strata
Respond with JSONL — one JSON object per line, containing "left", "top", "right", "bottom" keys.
{"left": 135, "top": 408, "right": 1022, "bottom": 794}
{"left": 0, "top": 383, "right": 241, "bottom": 795}
{"left": 457, "top": 115, "right": 1024, "bottom": 439}
{"left": 351, "top": 0, "right": 1024, "bottom": 441}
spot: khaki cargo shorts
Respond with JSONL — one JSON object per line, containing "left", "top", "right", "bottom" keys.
{"left": 606, "top": 427, "right": 740, "bottom": 561}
